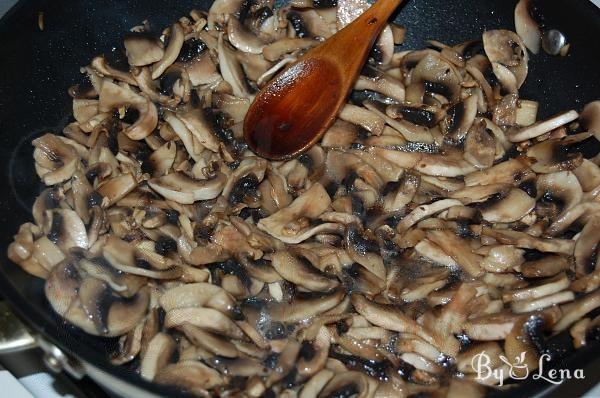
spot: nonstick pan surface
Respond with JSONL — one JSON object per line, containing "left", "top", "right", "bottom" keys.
{"left": 0, "top": 0, "right": 599, "bottom": 397}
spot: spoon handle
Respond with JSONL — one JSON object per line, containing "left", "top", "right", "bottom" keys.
{"left": 311, "top": 0, "right": 405, "bottom": 75}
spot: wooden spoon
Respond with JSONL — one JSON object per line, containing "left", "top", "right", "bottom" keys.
{"left": 243, "top": 0, "right": 405, "bottom": 160}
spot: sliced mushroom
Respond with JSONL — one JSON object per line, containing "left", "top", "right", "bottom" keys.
{"left": 258, "top": 183, "right": 339, "bottom": 244}
{"left": 480, "top": 188, "right": 536, "bottom": 223}
{"left": 514, "top": 0, "right": 541, "bottom": 54}
{"left": 483, "top": 30, "right": 529, "bottom": 89}
{"left": 98, "top": 81, "right": 158, "bottom": 140}
{"left": 272, "top": 250, "right": 338, "bottom": 291}
{"left": 124, "top": 32, "right": 165, "bottom": 66}
{"left": 155, "top": 360, "right": 223, "bottom": 393}
{"left": 149, "top": 172, "right": 227, "bottom": 204}
{"left": 508, "top": 110, "right": 579, "bottom": 142}
{"left": 32, "top": 134, "right": 79, "bottom": 185}
{"left": 140, "top": 332, "right": 176, "bottom": 380}
{"left": 164, "top": 307, "right": 244, "bottom": 338}
{"left": 580, "top": 101, "right": 600, "bottom": 141}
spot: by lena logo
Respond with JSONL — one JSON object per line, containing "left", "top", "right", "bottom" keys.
{"left": 471, "top": 351, "right": 585, "bottom": 386}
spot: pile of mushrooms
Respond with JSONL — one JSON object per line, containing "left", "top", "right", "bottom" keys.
{"left": 8, "top": 0, "right": 600, "bottom": 397}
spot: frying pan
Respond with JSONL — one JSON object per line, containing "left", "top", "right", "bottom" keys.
{"left": 0, "top": 0, "right": 599, "bottom": 397}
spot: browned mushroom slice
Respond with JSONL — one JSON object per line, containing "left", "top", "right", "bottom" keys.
{"left": 271, "top": 250, "right": 338, "bottom": 292}
{"left": 344, "top": 224, "right": 385, "bottom": 280}
{"left": 266, "top": 339, "right": 301, "bottom": 386}
{"left": 515, "top": 0, "right": 541, "bottom": 54}
{"left": 502, "top": 272, "right": 570, "bottom": 302}
{"left": 97, "top": 173, "right": 137, "bottom": 206}
{"left": 32, "top": 133, "right": 79, "bottom": 185}
{"left": 151, "top": 23, "right": 185, "bottom": 79}
{"left": 318, "top": 370, "right": 373, "bottom": 398}
{"left": 480, "top": 245, "right": 524, "bottom": 273}
{"left": 46, "top": 259, "right": 150, "bottom": 336}
{"left": 299, "top": 369, "right": 335, "bottom": 398}
{"left": 411, "top": 53, "right": 462, "bottom": 102}
{"left": 527, "top": 132, "right": 591, "bottom": 174}
{"left": 520, "top": 254, "right": 571, "bottom": 278}
{"left": 297, "top": 326, "right": 330, "bottom": 378}
{"left": 44, "top": 209, "right": 89, "bottom": 250}
{"left": 208, "top": 0, "right": 244, "bottom": 29}
{"left": 257, "top": 183, "right": 339, "bottom": 244}
{"left": 464, "top": 157, "right": 533, "bottom": 186}
{"left": 213, "top": 93, "right": 251, "bottom": 124}
{"left": 73, "top": 99, "right": 99, "bottom": 124}
{"left": 227, "top": 17, "right": 266, "bottom": 54}
{"left": 155, "top": 360, "right": 223, "bottom": 393}
{"left": 218, "top": 34, "right": 251, "bottom": 98}
{"left": 482, "top": 227, "right": 575, "bottom": 255}
{"left": 383, "top": 171, "right": 420, "bottom": 212}
{"left": 148, "top": 172, "right": 227, "bottom": 204}
{"left": 339, "top": 104, "right": 385, "bottom": 136}
{"left": 124, "top": 32, "right": 165, "bottom": 66}
{"left": 580, "top": 100, "right": 600, "bottom": 141}
{"left": 442, "top": 95, "right": 478, "bottom": 143}
{"left": 159, "top": 282, "right": 236, "bottom": 314}
{"left": 508, "top": 110, "right": 579, "bottom": 142}
{"left": 574, "top": 215, "right": 600, "bottom": 275}
{"left": 267, "top": 289, "right": 346, "bottom": 323}
{"left": 147, "top": 141, "right": 176, "bottom": 177}
{"left": 465, "top": 312, "right": 519, "bottom": 341}
{"left": 554, "top": 291, "right": 600, "bottom": 332}
{"left": 98, "top": 81, "right": 158, "bottom": 140}
{"left": 396, "top": 199, "right": 462, "bottom": 233}
{"left": 111, "top": 321, "right": 144, "bottom": 365}
{"left": 262, "top": 37, "right": 318, "bottom": 62}
{"left": 164, "top": 307, "right": 244, "bottom": 338}
{"left": 206, "top": 356, "right": 270, "bottom": 377}
{"left": 426, "top": 230, "right": 483, "bottom": 277}
{"left": 351, "top": 293, "right": 434, "bottom": 344}
{"left": 355, "top": 67, "right": 405, "bottom": 102}
{"left": 479, "top": 188, "right": 535, "bottom": 223}
{"left": 140, "top": 332, "right": 176, "bottom": 380}
{"left": 371, "top": 148, "right": 477, "bottom": 178}
{"left": 464, "top": 120, "right": 496, "bottom": 169}
{"left": 180, "top": 324, "right": 239, "bottom": 358}
{"left": 483, "top": 30, "right": 528, "bottom": 89}
{"left": 90, "top": 56, "right": 137, "bottom": 86}
{"left": 448, "top": 183, "right": 510, "bottom": 204}
{"left": 457, "top": 342, "right": 504, "bottom": 375}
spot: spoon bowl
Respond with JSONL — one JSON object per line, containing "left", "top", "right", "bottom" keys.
{"left": 244, "top": 0, "right": 405, "bottom": 160}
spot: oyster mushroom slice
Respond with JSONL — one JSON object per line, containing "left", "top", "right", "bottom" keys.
{"left": 148, "top": 172, "right": 227, "bottom": 204}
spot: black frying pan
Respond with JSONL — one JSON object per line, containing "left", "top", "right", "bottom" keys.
{"left": 0, "top": 0, "right": 599, "bottom": 397}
